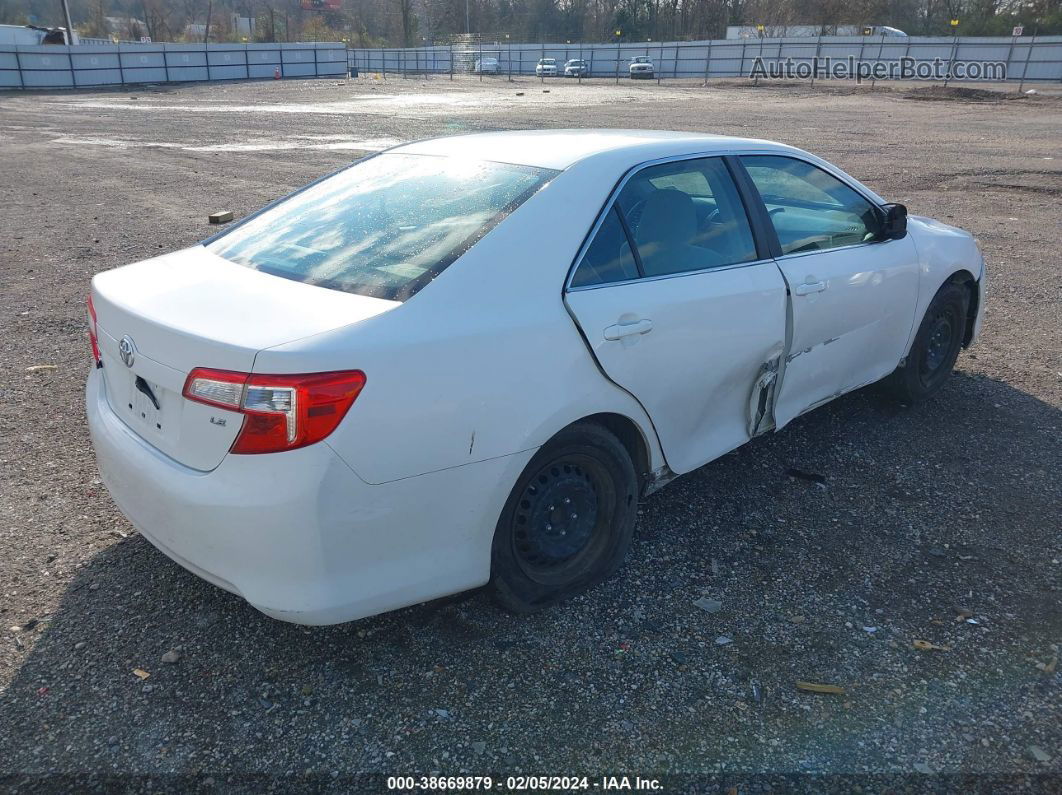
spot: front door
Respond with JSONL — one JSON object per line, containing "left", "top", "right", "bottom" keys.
{"left": 564, "top": 156, "right": 788, "bottom": 475}
{"left": 739, "top": 155, "right": 920, "bottom": 428}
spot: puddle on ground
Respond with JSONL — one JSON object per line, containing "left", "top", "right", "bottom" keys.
{"left": 51, "top": 136, "right": 181, "bottom": 148}
{"left": 50, "top": 135, "right": 401, "bottom": 152}
{"left": 59, "top": 94, "right": 492, "bottom": 115}
{"left": 51, "top": 89, "right": 626, "bottom": 116}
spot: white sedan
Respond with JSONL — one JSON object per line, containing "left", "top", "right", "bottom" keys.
{"left": 564, "top": 59, "right": 589, "bottom": 77}
{"left": 86, "top": 130, "right": 985, "bottom": 624}
{"left": 629, "top": 56, "right": 654, "bottom": 78}
{"left": 535, "top": 57, "right": 558, "bottom": 76}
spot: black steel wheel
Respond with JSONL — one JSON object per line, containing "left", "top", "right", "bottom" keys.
{"left": 919, "top": 311, "right": 956, "bottom": 387}
{"left": 883, "top": 281, "right": 969, "bottom": 403}
{"left": 491, "top": 422, "right": 639, "bottom": 612}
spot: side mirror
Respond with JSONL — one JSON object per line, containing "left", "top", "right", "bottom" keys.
{"left": 881, "top": 203, "right": 908, "bottom": 240}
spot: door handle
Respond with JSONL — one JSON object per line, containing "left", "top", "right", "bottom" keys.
{"left": 603, "top": 318, "right": 654, "bottom": 340}
{"left": 794, "top": 280, "right": 827, "bottom": 296}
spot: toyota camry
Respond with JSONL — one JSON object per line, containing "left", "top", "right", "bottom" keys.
{"left": 86, "top": 130, "right": 986, "bottom": 624}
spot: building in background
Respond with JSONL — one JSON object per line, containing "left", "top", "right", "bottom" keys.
{"left": 0, "top": 23, "right": 77, "bottom": 44}
{"left": 231, "top": 15, "right": 255, "bottom": 38}
{"left": 726, "top": 25, "right": 907, "bottom": 39}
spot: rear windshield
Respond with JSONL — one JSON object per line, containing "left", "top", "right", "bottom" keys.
{"left": 207, "top": 153, "right": 555, "bottom": 301}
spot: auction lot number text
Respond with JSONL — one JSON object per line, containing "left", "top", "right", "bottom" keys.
{"left": 387, "top": 776, "right": 662, "bottom": 791}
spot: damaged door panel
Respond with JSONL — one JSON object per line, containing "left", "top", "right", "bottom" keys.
{"left": 565, "top": 154, "right": 790, "bottom": 475}
{"left": 770, "top": 239, "right": 919, "bottom": 429}
{"left": 739, "top": 154, "right": 921, "bottom": 430}
{"left": 747, "top": 353, "right": 781, "bottom": 437}
{"left": 565, "top": 264, "right": 788, "bottom": 475}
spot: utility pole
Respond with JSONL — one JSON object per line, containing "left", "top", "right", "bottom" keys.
{"left": 59, "top": 0, "right": 76, "bottom": 44}
{"left": 465, "top": 0, "right": 470, "bottom": 35}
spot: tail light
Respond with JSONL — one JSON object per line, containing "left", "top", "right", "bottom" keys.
{"left": 182, "top": 368, "right": 366, "bottom": 454}
{"left": 87, "top": 294, "right": 101, "bottom": 367}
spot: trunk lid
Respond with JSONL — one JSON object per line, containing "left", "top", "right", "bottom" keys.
{"left": 91, "top": 246, "right": 398, "bottom": 471}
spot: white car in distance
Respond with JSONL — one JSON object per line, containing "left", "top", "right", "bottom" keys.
{"left": 629, "top": 55, "right": 654, "bottom": 78}
{"left": 474, "top": 56, "right": 499, "bottom": 74}
{"left": 87, "top": 130, "right": 986, "bottom": 625}
{"left": 564, "top": 58, "right": 589, "bottom": 77}
{"left": 535, "top": 57, "right": 558, "bottom": 76}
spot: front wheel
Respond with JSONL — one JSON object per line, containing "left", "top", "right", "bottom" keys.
{"left": 884, "top": 282, "right": 969, "bottom": 403}
{"left": 490, "top": 422, "right": 639, "bottom": 613}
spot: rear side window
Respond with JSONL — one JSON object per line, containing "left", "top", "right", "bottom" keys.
{"left": 569, "top": 207, "right": 638, "bottom": 288}
{"left": 207, "top": 153, "right": 555, "bottom": 301}
{"left": 570, "top": 156, "right": 757, "bottom": 287}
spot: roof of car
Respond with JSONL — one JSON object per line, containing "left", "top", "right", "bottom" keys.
{"left": 390, "top": 129, "right": 792, "bottom": 171}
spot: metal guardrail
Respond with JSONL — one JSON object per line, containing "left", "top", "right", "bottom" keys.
{"left": 0, "top": 41, "right": 347, "bottom": 89}
{"left": 349, "top": 35, "right": 1062, "bottom": 85}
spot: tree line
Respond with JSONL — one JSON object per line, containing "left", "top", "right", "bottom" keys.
{"left": 1, "top": 0, "right": 1058, "bottom": 46}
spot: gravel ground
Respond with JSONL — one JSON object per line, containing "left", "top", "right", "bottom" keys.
{"left": 0, "top": 76, "right": 1059, "bottom": 791}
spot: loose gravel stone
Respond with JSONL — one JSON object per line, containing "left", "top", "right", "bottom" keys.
{"left": 693, "top": 597, "right": 723, "bottom": 613}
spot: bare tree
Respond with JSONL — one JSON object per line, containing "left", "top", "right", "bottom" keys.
{"left": 388, "top": 0, "right": 416, "bottom": 43}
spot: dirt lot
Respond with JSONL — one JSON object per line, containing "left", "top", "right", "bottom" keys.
{"left": 0, "top": 76, "right": 1059, "bottom": 790}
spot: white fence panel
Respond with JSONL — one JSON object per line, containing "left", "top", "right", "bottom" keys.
{"left": 120, "top": 45, "right": 167, "bottom": 83}
{"left": 247, "top": 45, "right": 283, "bottom": 79}
{"left": 0, "top": 41, "right": 347, "bottom": 88}
{"left": 349, "top": 35, "right": 1062, "bottom": 83}
{"left": 165, "top": 45, "right": 208, "bottom": 82}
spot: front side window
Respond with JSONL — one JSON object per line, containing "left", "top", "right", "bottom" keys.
{"left": 570, "top": 156, "right": 758, "bottom": 287}
{"left": 207, "top": 153, "right": 555, "bottom": 301}
{"left": 740, "top": 155, "right": 883, "bottom": 255}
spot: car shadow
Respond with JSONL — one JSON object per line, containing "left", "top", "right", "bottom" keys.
{"left": 2, "top": 368, "right": 1059, "bottom": 779}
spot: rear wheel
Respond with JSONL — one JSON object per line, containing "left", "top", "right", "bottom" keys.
{"left": 490, "top": 422, "right": 638, "bottom": 613}
{"left": 884, "top": 282, "right": 968, "bottom": 403}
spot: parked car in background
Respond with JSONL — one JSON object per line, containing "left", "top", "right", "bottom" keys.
{"left": 629, "top": 56, "right": 654, "bottom": 79}
{"left": 535, "top": 57, "right": 558, "bottom": 76}
{"left": 474, "top": 56, "right": 500, "bottom": 74}
{"left": 564, "top": 58, "right": 589, "bottom": 77}
{"left": 87, "top": 130, "right": 985, "bottom": 625}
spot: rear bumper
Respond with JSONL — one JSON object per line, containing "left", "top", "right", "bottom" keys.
{"left": 86, "top": 367, "right": 533, "bottom": 624}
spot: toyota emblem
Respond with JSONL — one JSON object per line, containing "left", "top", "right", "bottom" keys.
{"left": 118, "top": 336, "right": 136, "bottom": 368}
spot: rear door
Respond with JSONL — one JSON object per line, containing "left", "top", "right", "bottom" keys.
{"left": 738, "top": 155, "right": 919, "bottom": 427}
{"left": 564, "top": 155, "right": 787, "bottom": 475}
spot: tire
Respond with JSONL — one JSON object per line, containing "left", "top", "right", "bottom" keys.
{"left": 490, "top": 422, "right": 639, "bottom": 613}
{"left": 884, "top": 282, "right": 969, "bottom": 403}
